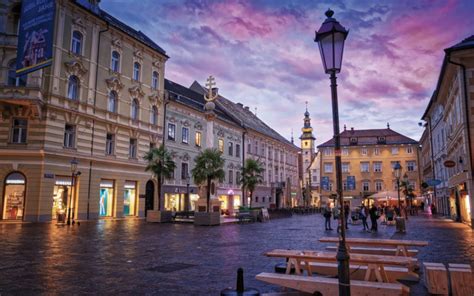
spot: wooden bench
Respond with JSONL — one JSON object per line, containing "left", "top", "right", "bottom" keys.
{"left": 301, "top": 261, "right": 419, "bottom": 282}
{"left": 448, "top": 263, "right": 473, "bottom": 296}
{"left": 238, "top": 211, "right": 255, "bottom": 223}
{"left": 325, "top": 245, "right": 419, "bottom": 257}
{"left": 423, "top": 262, "right": 448, "bottom": 295}
{"left": 256, "top": 272, "right": 409, "bottom": 296}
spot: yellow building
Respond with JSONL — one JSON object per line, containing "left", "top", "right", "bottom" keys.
{"left": 0, "top": 0, "right": 166, "bottom": 221}
{"left": 318, "top": 126, "right": 421, "bottom": 207}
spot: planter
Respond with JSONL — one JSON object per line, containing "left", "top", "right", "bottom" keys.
{"left": 146, "top": 210, "right": 173, "bottom": 223}
{"left": 194, "top": 211, "right": 221, "bottom": 226}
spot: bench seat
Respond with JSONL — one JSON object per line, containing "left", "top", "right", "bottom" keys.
{"left": 325, "top": 245, "right": 418, "bottom": 257}
{"left": 256, "top": 272, "right": 409, "bottom": 296}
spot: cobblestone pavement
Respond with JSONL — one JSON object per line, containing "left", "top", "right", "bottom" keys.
{"left": 0, "top": 213, "right": 473, "bottom": 295}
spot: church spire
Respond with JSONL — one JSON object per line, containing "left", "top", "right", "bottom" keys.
{"left": 300, "top": 102, "right": 315, "bottom": 141}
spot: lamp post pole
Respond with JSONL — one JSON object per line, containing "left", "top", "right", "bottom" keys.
{"left": 186, "top": 175, "right": 190, "bottom": 214}
{"left": 67, "top": 158, "right": 78, "bottom": 226}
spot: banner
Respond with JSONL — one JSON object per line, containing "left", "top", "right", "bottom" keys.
{"left": 347, "top": 176, "right": 356, "bottom": 191}
{"left": 16, "top": 0, "right": 56, "bottom": 76}
{"left": 321, "top": 176, "right": 329, "bottom": 191}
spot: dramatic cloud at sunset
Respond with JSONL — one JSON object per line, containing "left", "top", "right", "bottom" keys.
{"left": 102, "top": 0, "right": 474, "bottom": 145}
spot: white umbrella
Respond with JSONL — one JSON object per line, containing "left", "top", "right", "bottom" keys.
{"left": 368, "top": 191, "right": 404, "bottom": 200}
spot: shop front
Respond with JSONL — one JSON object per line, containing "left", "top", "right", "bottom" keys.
{"left": 448, "top": 183, "right": 472, "bottom": 225}
{"left": 123, "top": 181, "right": 137, "bottom": 216}
{"left": 52, "top": 176, "right": 72, "bottom": 221}
{"left": 163, "top": 185, "right": 199, "bottom": 212}
{"left": 99, "top": 180, "right": 115, "bottom": 217}
{"left": 217, "top": 189, "right": 241, "bottom": 215}
{"left": 2, "top": 172, "right": 26, "bottom": 220}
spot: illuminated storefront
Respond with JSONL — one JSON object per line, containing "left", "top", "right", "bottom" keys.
{"left": 218, "top": 189, "right": 241, "bottom": 215}
{"left": 52, "top": 177, "right": 72, "bottom": 220}
{"left": 2, "top": 172, "right": 26, "bottom": 220}
{"left": 123, "top": 181, "right": 137, "bottom": 216}
{"left": 164, "top": 193, "right": 199, "bottom": 211}
{"left": 99, "top": 180, "right": 114, "bottom": 217}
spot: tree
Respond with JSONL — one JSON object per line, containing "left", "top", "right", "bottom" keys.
{"left": 144, "top": 145, "right": 176, "bottom": 211}
{"left": 191, "top": 148, "right": 225, "bottom": 212}
{"left": 239, "top": 158, "right": 264, "bottom": 208}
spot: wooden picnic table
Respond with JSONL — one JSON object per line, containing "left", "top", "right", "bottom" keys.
{"left": 319, "top": 237, "right": 428, "bottom": 257}
{"left": 265, "top": 249, "right": 416, "bottom": 283}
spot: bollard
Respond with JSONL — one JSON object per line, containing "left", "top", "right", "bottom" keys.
{"left": 220, "top": 268, "right": 260, "bottom": 296}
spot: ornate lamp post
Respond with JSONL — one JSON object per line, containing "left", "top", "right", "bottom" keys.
{"left": 403, "top": 172, "right": 409, "bottom": 216}
{"left": 68, "top": 158, "right": 78, "bottom": 225}
{"left": 315, "top": 9, "right": 350, "bottom": 296}
{"left": 186, "top": 174, "right": 191, "bottom": 213}
{"left": 394, "top": 163, "right": 402, "bottom": 212}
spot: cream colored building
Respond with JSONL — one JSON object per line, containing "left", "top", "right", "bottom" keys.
{"left": 0, "top": 0, "right": 166, "bottom": 221}
{"left": 318, "top": 126, "right": 420, "bottom": 207}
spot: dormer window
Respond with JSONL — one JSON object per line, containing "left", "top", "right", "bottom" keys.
{"left": 377, "top": 136, "right": 386, "bottom": 144}
{"left": 350, "top": 137, "right": 358, "bottom": 145}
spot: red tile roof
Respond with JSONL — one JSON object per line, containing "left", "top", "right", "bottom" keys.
{"left": 317, "top": 128, "right": 418, "bottom": 148}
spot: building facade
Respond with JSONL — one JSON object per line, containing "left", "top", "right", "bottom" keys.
{"left": 0, "top": 0, "right": 166, "bottom": 221}
{"left": 318, "top": 126, "right": 420, "bottom": 207}
{"left": 418, "top": 127, "right": 434, "bottom": 209}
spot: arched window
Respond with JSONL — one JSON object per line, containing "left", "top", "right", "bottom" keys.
{"left": 111, "top": 51, "right": 120, "bottom": 72}
{"left": 67, "top": 76, "right": 79, "bottom": 100}
{"left": 71, "top": 31, "right": 83, "bottom": 55}
{"left": 133, "top": 62, "right": 141, "bottom": 81}
{"left": 131, "top": 99, "right": 139, "bottom": 120}
{"left": 7, "top": 60, "right": 26, "bottom": 86}
{"left": 150, "top": 106, "right": 158, "bottom": 125}
{"left": 152, "top": 71, "right": 159, "bottom": 90}
{"left": 2, "top": 172, "right": 26, "bottom": 220}
{"left": 108, "top": 91, "right": 117, "bottom": 113}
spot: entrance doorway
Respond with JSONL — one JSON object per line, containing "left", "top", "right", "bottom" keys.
{"left": 2, "top": 172, "right": 26, "bottom": 220}
{"left": 145, "top": 180, "right": 154, "bottom": 216}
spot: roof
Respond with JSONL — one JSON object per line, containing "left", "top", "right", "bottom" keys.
{"left": 164, "top": 79, "right": 238, "bottom": 126}
{"left": 190, "top": 81, "right": 298, "bottom": 150}
{"left": 317, "top": 128, "right": 418, "bottom": 148}
{"left": 73, "top": 1, "right": 168, "bottom": 57}
{"left": 445, "top": 35, "right": 474, "bottom": 53}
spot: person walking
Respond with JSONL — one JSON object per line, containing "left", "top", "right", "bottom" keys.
{"left": 369, "top": 204, "right": 378, "bottom": 232}
{"left": 323, "top": 204, "right": 332, "bottom": 230}
{"left": 344, "top": 202, "right": 350, "bottom": 229}
{"left": 360, "top": 204, "right": 369, "bottom": 231}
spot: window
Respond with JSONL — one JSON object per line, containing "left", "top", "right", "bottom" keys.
{"left": 262, "top": 197, "right": 265, "bottom": 203}
{"left": 360, "top": 162, "right": 370, "bottom": 172}
{"left": 375, "top": 181, "right": 383, "bottom": 191}
{"left": 255, "top": 141, "right": 258, "bottom": 154}
{"left": 71, "top": 31, "right": 82, "bottom": 55}
{"left": 64, "top": 124, "right": 75, "bottom": 148}
{"left": 373, "top": 162, "right": 382, "bottom": 172}
{"left": 8, "top": 60, "right": 26, "bottom": 86}
{"left": 129, "top": 138, "right": 137, "bottom": 158}
{"left": 133, "top": 62, "right": 141, "bottom": 81}
{"left": 228, "top": 142, "right": 233, "bottom": 156}
{"left": 67, "top": 75, "right": 79, "bottom": 100}
{"left": 236, "top": 144, "right": 241, "bottom": 158}
{"left": 361, "top": 148, "right": 368, "bottom": 156}
{"left": 342, "top": 148, "right": 349, "bottom": 156}
{"left": 391, "top": 147, "right": 399, "bottom": 155}
{"left": 111, "top": 51, "right": 120, "bottom": 72}
{"left": 149, "top": 142, "right": 156, "bottom": 150}
{"left": 228, "top": 170, "right": 233, "bottom": 184}
{"left": 236, "top": 171, "right": 241, "bottom": 185}
{"left": 181, "top": 163, "right": 188, "bottom": 179}
{"left": 324, "top": 148, "right": 332, "bottom": 156}
{"left": 391, "top": 161, "right": 400, "bottom": 170}
{"left": 407, "top": 161, "right": 416, "bottom": 172}
{"left": 362, "top": 181, "right": 370, "bottom": 192}
{"left": 195, "top": 132, "right": 201, "bottom": 147}
{"left": 168, "top": 124, "right": 176, "bottom": 141}
{"left": 108, "top": 91, "right": 117, "bottom": 113}
{"left": 406, "top": 146, "right": 413, "bottom": 154}
{"left": 261, "top": 145, "right": 265, "bottom": 156}
{"left": 324, "top": 163, "right": 333, "bottom": 173}
{"left": 255, "top": 196, "right": 259, "bottom": 203}
{"left": 218, "top": 139, "right": 224, "bottom": 153}
{"left": 106, "top": 133, "right": 115, "bottom": 155}
{"left": 182, "top": 127, "right": 189, "bottom": 144}
{"left": 152, "top": 71, "right": 159, "bottom": 90}
{"left": 342, "top": 163, "right": 350, "bottom": 173}
{"left": 247, "top": 142, "right": 251, "bottom": 154}
{"left": 350, "top": 137, "right": 358, "bottom": 145}
{"left": 374, "top": 148, "right": 380, "bottom": 155}
{"left": 150, "top": 106, "right": 158, "bottom": 125}
{"left": 131, "top": 99, "right": 139, "bottom": 120}
{"left": 11, "top": 118, "right": 27, "bottom": 144}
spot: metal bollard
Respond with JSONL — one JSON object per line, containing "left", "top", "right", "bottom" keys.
{"left": 220, "top": 268, "right": 260, "bottom": 296}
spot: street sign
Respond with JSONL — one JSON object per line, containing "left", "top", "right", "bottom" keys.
{"left": 444, "top": 160, "right": 456, "bottom": 168}
{"left": 426, "top": 179, "right": 442, "bottom": 186}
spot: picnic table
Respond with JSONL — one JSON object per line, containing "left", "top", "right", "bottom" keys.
{"left": 265, "top": 249, "right": 416, "bottom": 283}
{"left": 319, "top": 237, "right": 428, "bottom": 257}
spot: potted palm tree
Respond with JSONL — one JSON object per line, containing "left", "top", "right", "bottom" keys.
{"left": 144, "top": 145, "right": 176, "bottom": 222}
{"left": 239, "top": 158, "right": 264, "bottom": 219}
{"left": 192, "top": 148, "right": 225, "bottom": 225}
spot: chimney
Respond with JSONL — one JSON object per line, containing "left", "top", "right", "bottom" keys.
{"left": 387, "top": 122, "right": 390, "bottom": 129}
{"left": 237, "top": 103, "right": 243, "bottom": 108}
{"left": 350, "top": 127, "right": 354, "bottom": 134}
{"left": 244, "top": 106, "right": 249, "bottom": 111}
{"left": 344, "top": 124, "right": 347, "bottom": 131}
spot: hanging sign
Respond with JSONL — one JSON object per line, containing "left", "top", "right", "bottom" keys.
{"left": 443, "top": 160, "right": 456, "bottom": 168}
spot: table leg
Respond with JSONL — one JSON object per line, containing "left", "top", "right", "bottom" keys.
{"left": 365, "top": 265, "right": 374, "bottom": 281}
{"left": 379, "top": 265, "right": 389, "bottom": 282}
{"left": 294, "top": 259, "right": 302, "bottom": 275}
{"left": 304, "top": 260, "right": 312, "bottom": 276}
{"left": 286, "top": 258, "right": 294, "bottom": 274}
{"left": 371, "top": 264, "right": 384, "bottom": 282}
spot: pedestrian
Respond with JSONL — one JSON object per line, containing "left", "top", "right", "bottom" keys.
{"left": 360, "top": 204, "right": 369, "bottom": 231}
{"left": 421, "top": 201, "right": 425, "bottom": 211}
{"left": 431, "top": 203, "right": 437, "bottom": 215}
{"left": 344, "top": 202, "right": 350, "bottom": 229}
{"left": 323, "top": 204, "right": 332, "bottom": 230}
{"left": 369, "top": 204, "right": 378, "bottom": 232}
{"left": 333, "top": 206, "right": 341, "bottom": 233}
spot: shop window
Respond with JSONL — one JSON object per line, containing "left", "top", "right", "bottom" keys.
{"left": 111, "top": 51, "right": 120, "bottom": 72}
{"left": 108, "top": 91, "right": 117, "bottom": 113}
{"left": 52, "top": 177, "right": 72, "bottom": 220}
{"left": 182, "top": 127, "right": 189, "bottom": 144}
{"left": 71, "top": 31, "right": 83, "bottom": 55}
{"left": 150, "top": 106, "right": 158, "bottom": 125}
{"left": 133, "top": 62, "right": 141, "bottom": 81}
{"left": 195, "top": 131, "right": 201, "bottom": 147}
{"left": 123, "top": 181, "right": 137, "bottom": 216}
{"left": 2, "top": 172, "right": 26, "bottom": 220}
{"left": 168, "top": 123, "right": 176, "bottom": 141}
{"left": 106, "top": 133, "right": 115, "bottom": 155}
{"left": 152, "top": 71, "right": 159, "bottom": 90}
{"left": 11, "top": 118, "right": 27, "bottom": 144}
{"left": 99, "top": 180, "right": 114, "bottom": 217}
{"left": 63, "top": 124, "right": 76, "bottom": 148}
{"left": 131, "top": 99, "right": 139, "bottom": 120}
{"left": 67, "top": 75, "right": 79, "bottom": 100}
{"left": 129, "top": 138, "right": 137, "bottom": 158}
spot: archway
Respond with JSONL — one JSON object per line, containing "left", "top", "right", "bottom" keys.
{"left": 145, "top": 180, "right": 154, "bottom": 216}
{"left": 2, "top": 172, "right": 26, "bottom": 220}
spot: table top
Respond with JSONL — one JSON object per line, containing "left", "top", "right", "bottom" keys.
{"left": 319, "top": 237, "right": 429, "bottom": 247}
{"left": 265, "top": 249, "right": 416, "bottom": 266}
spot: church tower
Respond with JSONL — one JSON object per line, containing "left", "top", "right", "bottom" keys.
{"left": 300, "top": 102, "right": 316, "bottom": 170}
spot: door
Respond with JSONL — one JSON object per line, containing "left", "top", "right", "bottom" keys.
{"left": 145, "top": 180, "right": 154, "bottom": 216}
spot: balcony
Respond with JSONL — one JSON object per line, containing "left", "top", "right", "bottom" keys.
{"left": 0, "top": 84, "right": 43, "bottom": 107}
{"left": 0, "top": 33, "right": 18, "bottom": 48}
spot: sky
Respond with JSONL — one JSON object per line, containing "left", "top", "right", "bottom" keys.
{"left": 101, "top": 0, "right": 474, "bottom": 146}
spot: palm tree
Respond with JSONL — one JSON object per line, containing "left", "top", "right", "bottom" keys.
{"left": 239, "top": 158, "right": 264, "bottom": 208}
{"left": 191, "top": 148, "right": 225, "bottom": 212}
{"left": 144, "top": 145, "right": 176, "bottom": 210}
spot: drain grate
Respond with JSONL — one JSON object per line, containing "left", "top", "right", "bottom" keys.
{"left": 145, "top": 263, "right": 196, "bottom": 273}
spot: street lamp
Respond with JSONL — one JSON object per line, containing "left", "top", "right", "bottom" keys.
{"left": 394, "top": 162, "right": 402, "bottom": 212}
{"left": 186, "top": 174, "right": 191, "bottom": 214}
{"left": 68, "top": 158, "right": 78, "bottom": 225}
{"left": 315, "top": 9, "right": 350, "bottom": 296}
{"left": 403, "top": 172, "right": 409, "bottom": 216}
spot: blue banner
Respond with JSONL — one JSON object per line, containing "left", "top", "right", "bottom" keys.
{"left": 321, "top": 176, "right": 329, "bottom": 191}
{"left": 16, "top": 0, "right": 56, "bottom": 75}
{"left": 347, "top": 176, "right": 356, "bottom": 191}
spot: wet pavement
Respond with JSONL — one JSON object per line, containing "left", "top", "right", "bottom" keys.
{"left": 0, "top": 213, "right": 473, "bottom": 295}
